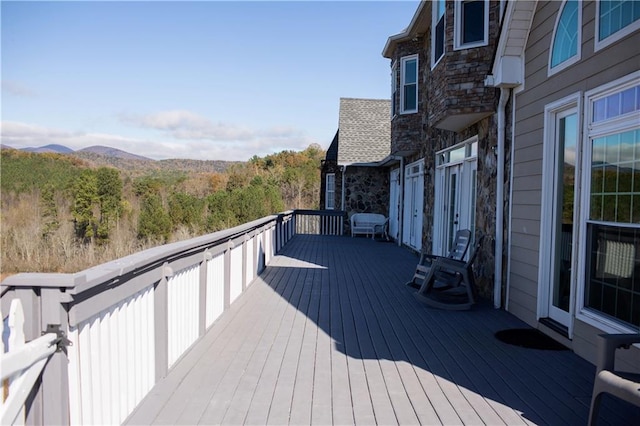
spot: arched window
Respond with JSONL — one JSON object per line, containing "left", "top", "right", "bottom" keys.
{"left": 549, "top": 0, "right": 580, "bottom": 74}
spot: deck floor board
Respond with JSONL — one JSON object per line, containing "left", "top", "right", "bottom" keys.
{"left": 126, "top": 235, "right": 640, "bottom": 425}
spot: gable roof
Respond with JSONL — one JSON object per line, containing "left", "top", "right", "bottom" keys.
{"left": 336, "top": 98, "right": 391, "bottom": 165}
{"left": 382, "top": 1, "right": 429, "bottom": 58}
{"left": 325, "top": 130, "right": 339, "bottom": 161}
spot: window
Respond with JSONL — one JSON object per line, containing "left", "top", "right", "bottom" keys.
{"left": 325, "top": 173, "right": 335, "bottom": 210}
{"left": 391, "top": 61, "right": 398, "bottom": 117}
{"left": 400, "top": 55, "right": 418, "bottom": 113}
{"left": 549, "top": 0, "right": 581, "bottom": 75}
{"left": 582, "top": 73, "right": 640, "bottom": 331}
{"left": 432, "top": 0, "right": 446, "bottom": 66}
{"left": 454, "top": 0, "right": 489, "bottom": 49}
{"left": 596, "top": 0, "right": 640, "bottom": 51}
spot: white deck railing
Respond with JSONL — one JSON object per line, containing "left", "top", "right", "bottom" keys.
{"left": 0, "top": 209, "right": 345, "bottom": 425}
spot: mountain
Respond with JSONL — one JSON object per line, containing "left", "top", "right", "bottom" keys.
{"left": 21, "top": 144, "right": 74, "bottom": 154}
{"left": 78, "top": 145, "right": 152, "bottom": 161}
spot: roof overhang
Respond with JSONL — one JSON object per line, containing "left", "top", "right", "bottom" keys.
{"left": 487, "top": 1, "right": 537, "bottom": 88}
{"left": 434, "top": 111, "right": 494, "bottom": 132}
{"left": 382, "top": 1, "right": 428, "bottom": 58}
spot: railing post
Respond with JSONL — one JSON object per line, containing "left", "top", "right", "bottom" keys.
{"left": 199, "top": 253, "right": 209, "bottom": 337}
{"left": 14, "top": 288, "right": 42, "bottom": 426}
{"left": 241, "top": 234, "right": 248, "bottom": 292}
{"left": 224, "top": 242, "right": 231, "bottom": 310}
{"left": 154, "top": 273, "right": 169, "bottom": 381}
{"left": 39, "top": 288, "right": 70, "bottom": 425}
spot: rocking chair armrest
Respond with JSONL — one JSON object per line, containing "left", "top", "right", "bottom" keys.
{"left": 432, "top": 256, "right": 467, "bottom": 271}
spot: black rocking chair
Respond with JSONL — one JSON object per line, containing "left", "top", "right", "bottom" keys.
{"left": 406, "top": 229, "right": 472, "bottom": 289}
{"left": 413, "top": 234, "right": 484, "bottom": 311}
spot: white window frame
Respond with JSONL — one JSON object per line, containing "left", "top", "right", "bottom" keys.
{"left": 400, "top": 55, "right": 418, "bottom": 114}
{"left": 576, "top": 70, "right": 640, "bottom": 334}
{"left": 454, "top": 0, "right": 489, "bottom": 50}
{"left": 537, "top": 93, "right": 582, "bottom": 337}
{"left": 325, "top": 173, "right": 335, "bottom": 210}
{"left": 432, "top": 0, "right": 446, "bottom": 68}
{"left": 595, "top": 0, "right": 640, "bottom": 52}
{"left": 548, "top": 0, "right": 582, "bottom": 77}
{"left": 391, "top": 60, "right": 398, "bottom": 118}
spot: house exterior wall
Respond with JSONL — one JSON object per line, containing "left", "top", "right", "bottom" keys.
{"left": 385, "top": 0, "right": 504, "bottom": 298}
{"left": 390, "top": 38, "right": 425, "bottom": 156}
{"left": 509, "top": 1, "right": 640, "bottom": 366}
{"left": 428, "top": 1, "right": 500, "bottom": 129}
{"left": 344, "top": 166, "right": 389, "bottom": 217}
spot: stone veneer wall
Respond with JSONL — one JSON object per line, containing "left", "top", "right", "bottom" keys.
{"left": 344, "top": 166, "right": 389, "bottom": 218}
{"left": 416, "top": 109, "right": 511, "bottom": 300}
{"left": 390, "top": 38, "right": 426, "bottom": 155}
{"left": 428, "top": 1, "right": 500, "bottom": 128}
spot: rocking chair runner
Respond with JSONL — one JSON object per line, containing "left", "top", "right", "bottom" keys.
{"left": 406, "top": 229, "right": 472, "bottom": 289}
{"left": 413, "top": 235, "right": 485, "bottom": 311}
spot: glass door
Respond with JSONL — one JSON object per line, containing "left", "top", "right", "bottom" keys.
{"left": 548, "top": 110, "right": 578, "bottom": 326}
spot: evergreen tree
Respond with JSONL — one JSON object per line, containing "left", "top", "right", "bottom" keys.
{"left": 71, "top": 169, "right": 98, "bottom": 242}
{"left": 138, "top": 194, "right": 172, "bottom": 242}
{"left": 40, "top": 183, "right": 59, "bottom": 239}
{"left": 96, "top": 167, "right": 123, "bottom": 242}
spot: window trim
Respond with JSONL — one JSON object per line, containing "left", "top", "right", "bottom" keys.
{"left": 325, "top": 173, "right": 335, "bottom": 210}
{"left": 400, "top": 54, "right": 418, "bottom": 114}
{"left": 548, "top": 0, "right": 582, "bottom": 77}
{"left": 575, "top": 70, "right": 640, "bottom": 334}
{"left": 391, "top": 60, "right": 398, "bottom": 118}
{"left": 432, "top": 0, "right": 446, "bottom": 68}
{"left": 595, "top": 0, "right": 640, "bottom": 52}
{"left": 454, "top": 0, "right": 489, "bottom": 50}
{"left": 538, "top": 92, "right": 582, "bottom": 337}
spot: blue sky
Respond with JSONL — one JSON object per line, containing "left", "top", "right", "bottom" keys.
{"left": 1, "top": 0, "right": 420, "bottom": 161}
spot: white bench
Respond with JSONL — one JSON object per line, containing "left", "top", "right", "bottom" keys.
{"left": 350, "top": 213, "right": 388, "bottom": 240}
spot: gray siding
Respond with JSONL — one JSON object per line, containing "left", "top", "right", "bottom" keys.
{"left": 509, "top": 1, "right": 640, "bottom": 360}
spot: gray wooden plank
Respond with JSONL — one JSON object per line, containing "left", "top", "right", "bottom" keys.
{"left": 126, "top": 235, "right": 640, "bottom": 426}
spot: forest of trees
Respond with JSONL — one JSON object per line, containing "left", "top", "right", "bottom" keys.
{"left": 0, "top": 145, "right": 324, "bottom": 276}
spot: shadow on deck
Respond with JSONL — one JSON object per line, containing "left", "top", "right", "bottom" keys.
{"left": 126, "top": 235, "right": 639, "bottom": 425}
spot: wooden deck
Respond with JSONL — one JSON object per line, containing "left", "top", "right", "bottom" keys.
{"left": 126, "top": 235, "right": 638, "bottom": 425}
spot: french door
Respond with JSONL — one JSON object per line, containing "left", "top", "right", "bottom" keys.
{"left": 434, "top": 139, "right": 478, "bottom": 257}
{"left": 403, "top": 160, "right": 424, "bottom": 251}
{"left": 389, "top": 168, "right": 401, "bottom": 241}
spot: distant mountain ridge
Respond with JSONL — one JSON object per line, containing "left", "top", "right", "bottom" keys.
{"left": 1, "top": 144, "right": 239, "bottom": 174}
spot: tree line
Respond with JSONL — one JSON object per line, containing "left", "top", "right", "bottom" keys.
{"left": 1, "top": 145, "right": 323, "bottom": 275}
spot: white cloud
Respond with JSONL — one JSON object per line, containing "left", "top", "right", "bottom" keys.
{"left": 1, "top": 120, "right": 319, "bottom": 161}
{"left": 120, "top": 110, "right": 256, "bottom": 141}
{"left": 2, "top": 80, "right": 38, "bottom": 97}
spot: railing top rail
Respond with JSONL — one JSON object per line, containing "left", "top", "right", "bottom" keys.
{"left": 294, "top": 209, "right": 347, "bottom": 216}
{"left": 1, "top": 213, "right": 292, "bottom": 295}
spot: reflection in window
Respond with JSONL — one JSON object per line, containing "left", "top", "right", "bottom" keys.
{"left": 401, "top": 56, "right": 418, "bottom": 113}
{"left": 551, "top": 0, "right": 579, "bottom": 68}
{"left": 585, "top": 224, "right": 639, "bottom": 329}
{"left": 599, "top": 0, "right": 640, "bottom": 41}
{"left": 325, "top": 173, "right": 335, "bottom": 210}
{"left": 593, "top": 85, "right": 640, "bottom": 122}
{"left": 590, "top": 130, "right": 640, "bottom": 224}
{"left": 433, "top": 0, "right": 446, "bottom": 64}
{"left": 460, "top": 0, "right": 485, "bottom": 45}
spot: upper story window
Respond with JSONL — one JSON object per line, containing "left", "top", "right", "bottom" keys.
{"left": 596, "top": 0, "right": 640, "bottom": 51}
{"left": 432, "top": 0, "right": 446, "bottom": 66}
{"left": 454, "top": 0, "right": 489, "bottom": 49}
{"left": 391, "top": 61, "right": 398, "bottom": 117}
{"left": 400, "top": 55, "right": 418, "bottom": 114}
{"left": 549, "top": 0, "right": 581, "bottom": 75}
